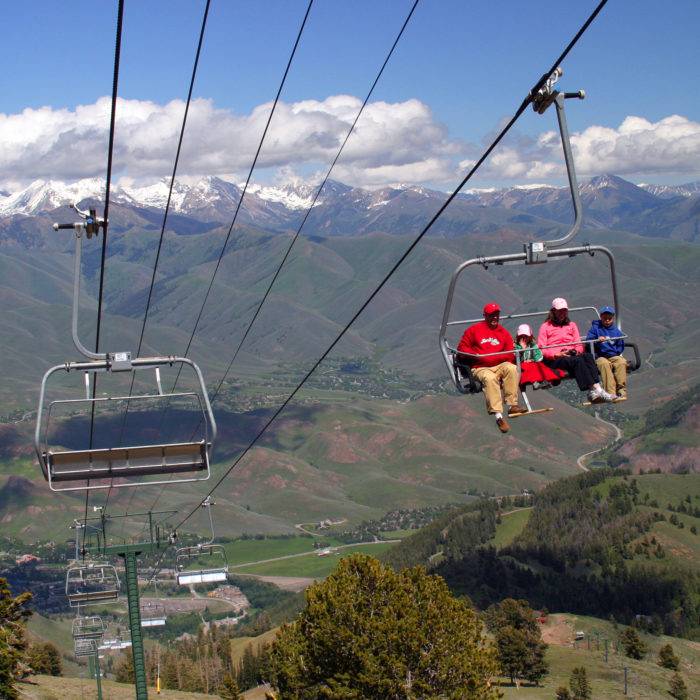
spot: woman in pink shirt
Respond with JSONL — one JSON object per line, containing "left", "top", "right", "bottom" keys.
{"left": 537, "top": 298, "right": 614, "bottom": 403}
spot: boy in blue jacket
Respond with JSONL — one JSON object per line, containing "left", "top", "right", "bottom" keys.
{"left": 585, "top": 306, "right": 627, "bottom": 399}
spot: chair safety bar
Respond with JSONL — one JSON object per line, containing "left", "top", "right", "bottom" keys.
{"left": 74, "top": 638, "right": 99, "bottom": 657}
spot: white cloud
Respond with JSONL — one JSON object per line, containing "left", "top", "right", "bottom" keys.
{"left": 0, "top": 96, "right": 697, "bottom": 189}
{"left": 475, "top": 115, "right": 700, "bottom": 182}
{"left": 0, "top": 95, "right": 458, "bottom": 189}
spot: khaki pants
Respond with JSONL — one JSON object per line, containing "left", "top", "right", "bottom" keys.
{"left": 596, "top": 355, "right": 627, "bottom": 396}
{"left": 473, "top": 362, "right": 519, "bottom": 414}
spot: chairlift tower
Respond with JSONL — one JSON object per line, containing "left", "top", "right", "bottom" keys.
{"left": 82, "top": 509, "right": 176, "bottom": 700}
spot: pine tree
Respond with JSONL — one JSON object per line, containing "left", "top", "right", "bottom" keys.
{"left": 27, "top": 642, "right": 62, "bottom": 676}
{"left": 486, "top": 598, "right": 549, "bottom": 686}
{"left": 658, "top": 643, "right": 680, "bottom": 670}
{"left": 269, "top": 554, "right": 499, "bottom": 698}
{"left": 669, "top": 672, "right": 688, "bottom": 700}
{"left": 569, "top": 666, "right": 591, "bottom": 700}
{"left": 0, "top": 577, "right": 32, "bottom": 700}
{"left": 219, "top": 673, "right": 241, "bottom": 700}
{"left": 619, "top": 627, "right": 647, "bottom": 660}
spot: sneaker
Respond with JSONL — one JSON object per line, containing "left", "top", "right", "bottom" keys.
{"left": 496, "top": 417, "right": 510, "bottom": 433}
{"left": 617, "top": 390, "right": 627, "bottom": 400}
{"left": 508, "top": 405, "right": 528, "bottom": 415}
{"left": 539, "top": 381, "right": 552, "bottom": 390}
{"left": 588, "top": 388, "right": 615, "bottom": 404}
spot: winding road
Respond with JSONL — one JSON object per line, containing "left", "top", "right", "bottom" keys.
{"left": 576, "top": 409, "right": 623, "bottom": 472}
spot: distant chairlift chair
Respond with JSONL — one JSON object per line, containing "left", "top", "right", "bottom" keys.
{"left": 72, "top": 615, "right": 106, "bottom": 640}
{"left": 140, "top": 602, "right": 167, "bottom": 628}
{"left": 175, "top": 497, "right": 229, "bottom": 586}
{"left": 34, "top": 204, "right": 217, "bottom": 491}
{"left": 66, "top": 562, "right": 121, "bottom": 608}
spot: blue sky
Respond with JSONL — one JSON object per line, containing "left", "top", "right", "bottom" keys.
{"left": 1, "top": 0, "right": 698, "bottom": 189}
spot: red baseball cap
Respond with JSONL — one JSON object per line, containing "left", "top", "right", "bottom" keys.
{"left": 483, "top": 302, "right": 501, "bottom": 315}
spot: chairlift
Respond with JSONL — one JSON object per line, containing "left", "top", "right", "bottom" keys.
{"left": 175, "top": 497, "right": 229, "bottom": 585}
{"left": 439, "top": 68, "right": 640, "bottom": 415}
{"left": 140, "top": 602, "right": 167, "bottom": 627}
{"left": 74, "top": 637, "right": 99, "bottom": 657}
{"left": 72, "top": 615, "right": 106, "bottom": 640}
{"left": 66, "top": 562, "right": 120, "bottom": 607}
{"left": 35, "top": 204, "right": 217, "bottom": 492}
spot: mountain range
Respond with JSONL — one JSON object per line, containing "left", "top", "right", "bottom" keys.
{"left": 1, "top": 173, "right": 699, "bottom": 241}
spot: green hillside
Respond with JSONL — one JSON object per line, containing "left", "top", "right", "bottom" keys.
{"left": 385, "top": 471, "right": 700, "bottom": 638}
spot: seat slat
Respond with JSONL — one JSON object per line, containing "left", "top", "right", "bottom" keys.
{"left": 48, "top": 442, "right": 207, "bottom": 482}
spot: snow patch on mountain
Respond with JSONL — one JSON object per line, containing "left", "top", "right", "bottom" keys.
{"left": 0, "top": 178, "right": 108, "bottom": 216}
{"left": 638, "top": 182, "right": 700, "bottom": 199}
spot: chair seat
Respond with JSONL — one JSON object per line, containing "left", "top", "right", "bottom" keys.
{"left": 177, "top": 569, "right": 227, "bottom": 585}
{"left": 47, "top": 441, "right": 207, "bottom": 482}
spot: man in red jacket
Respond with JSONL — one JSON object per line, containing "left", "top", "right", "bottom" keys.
{"left": 458, "top": 302, "right": 526, "bottom": 433}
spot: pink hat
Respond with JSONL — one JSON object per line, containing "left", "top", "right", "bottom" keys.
{"left": 551, "top": 297, "right": 568, "bottom": 310}
{"left": 516, "top": 323, "right": 533, "bottom": 338}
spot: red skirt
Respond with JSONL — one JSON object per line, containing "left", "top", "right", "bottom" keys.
{"left": 519, "top": 361, "right": 567, "bottom": 387}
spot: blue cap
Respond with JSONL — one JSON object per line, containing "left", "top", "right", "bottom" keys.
{"left": 600, "top": 306, "right": 615, "bottom": 315}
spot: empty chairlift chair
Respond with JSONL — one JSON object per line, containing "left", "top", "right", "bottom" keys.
{"left": 34, "top": 204, "right": 217, "bottom": 492}
{"left": 72, "top": 615, "right": 106, "bottom": 640}
{"left": 175, "top": 497, "right": 229, "bottom": 585}
{"left": 140, "top": 602, "right": 167, "bottom": 628}
{"left": 74, "top": 637, "right": 99, "bottom": 657}
{"left": 66, "top": 562, "right": 120, "bottom": 608}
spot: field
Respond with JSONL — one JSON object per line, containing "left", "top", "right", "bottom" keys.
{"left": 492, "top": 508, "right": 532, "bottom": 549}
{"left": 232, "top": 542, "right": 396, "bottom": 578}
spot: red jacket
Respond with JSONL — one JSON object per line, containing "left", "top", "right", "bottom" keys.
{"left": 457, "top": 321, "right": 516, "bottom": 368}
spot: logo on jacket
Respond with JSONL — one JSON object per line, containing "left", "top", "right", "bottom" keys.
{"left": 481, "top": 337, "right": 500, "bottom": 346}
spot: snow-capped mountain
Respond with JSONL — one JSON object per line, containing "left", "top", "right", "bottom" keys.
{"left": 0, "top": 173, "right": 697, "bottom": 241}
{"left": 638, "top": 181, "right": 700, "bottom": 199}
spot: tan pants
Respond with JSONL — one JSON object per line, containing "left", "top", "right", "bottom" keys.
{"left": 473, "top": 362, "right": 519, "bottom": 414}
{"left": 596, "top": 355, "right": 627, "bottom": 396}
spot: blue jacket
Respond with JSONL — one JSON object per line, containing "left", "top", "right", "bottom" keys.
{"left": 585, "top": 319, "right": 625, "bottom": 358}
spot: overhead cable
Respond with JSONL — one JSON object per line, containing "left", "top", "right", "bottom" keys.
{"left": 103, "top": 0, "right": 212, "bottom": 515}
{"left": 168, "top": 0, "right": 610, "bottom": 535}
{"left": 81, "top": 0, "right": 125, "bottom": 542}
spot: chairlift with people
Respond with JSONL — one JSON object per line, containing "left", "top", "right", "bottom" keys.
{"left": 175, "top": 497, "right": 229, "bottom": 585}
{"left": 34, "top": 204, "right": 217, "bottom": 491}
{"left": 439, "top": 68, "right": 640, "bottom": 417}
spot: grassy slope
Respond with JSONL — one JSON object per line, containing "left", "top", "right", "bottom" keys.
{"left": 233, "top": 542, "right": 395, "bottom": 578}
{"left": 499, "top": 613, "right": 700, "bottom": 699}
{"left": 493, "top": 508, "right": 533, "bottom": 549}
{"left": 18, "top": 675, "right": 213, "bottom": 700}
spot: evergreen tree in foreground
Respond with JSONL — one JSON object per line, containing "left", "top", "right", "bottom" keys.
{"left": 269, "top": 554, "right": 499, "bottom": 699}
{"left": 0, "top": 577, "right": 32, "bottom": 700}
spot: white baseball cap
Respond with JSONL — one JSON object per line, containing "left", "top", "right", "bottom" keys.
{"left": 551, "top": 297, "right": 568, "bottom": 310}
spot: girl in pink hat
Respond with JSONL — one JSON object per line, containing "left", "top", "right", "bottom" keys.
{"left": 514, "top": 323, "right": 563, "bottom": 389}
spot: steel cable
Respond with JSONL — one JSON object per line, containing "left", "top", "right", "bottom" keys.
{"left": 164, "top": 0, "right": 610, "bottom": 539}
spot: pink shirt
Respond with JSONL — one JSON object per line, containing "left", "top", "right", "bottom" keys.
{"left": 537, "top": 320, "right": 584, "bottom": 359}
